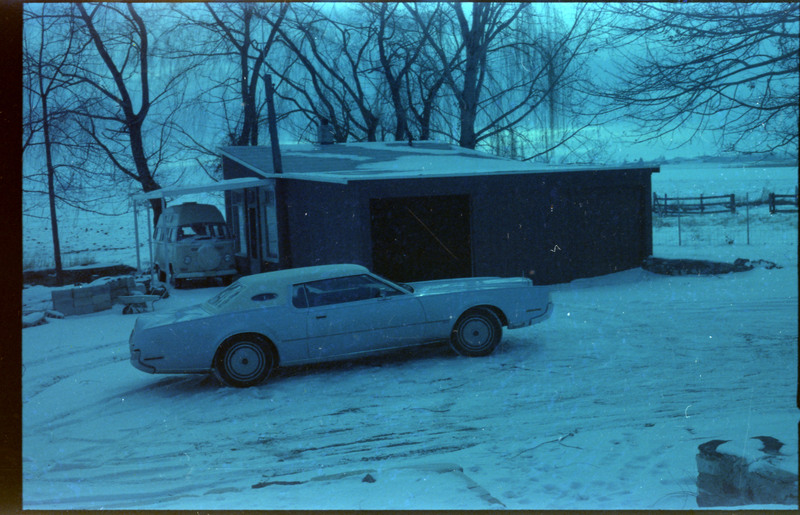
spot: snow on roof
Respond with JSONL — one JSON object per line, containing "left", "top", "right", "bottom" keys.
{"left": 130, "top": 178, "right": 273, "bottom": 201}
{"left": 219, "top": 141, "right": 658, "bottom": 184}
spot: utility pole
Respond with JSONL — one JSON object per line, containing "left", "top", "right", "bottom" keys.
{"left": 265, "top": 74, "right": 291, "bottom": 268}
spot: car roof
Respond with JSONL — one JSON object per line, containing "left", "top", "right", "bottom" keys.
{"left": 237, "top": 264, "right": 370, "bottom": 290}
{"left": 204, "top": 264, "right": 372, "bottom": 314}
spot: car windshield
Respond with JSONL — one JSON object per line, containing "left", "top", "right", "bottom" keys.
{"left": 177, "top": 223, "right": 230, "bottom": 240}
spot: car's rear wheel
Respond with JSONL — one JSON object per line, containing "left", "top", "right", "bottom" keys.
{"left": 450, "top": 308, "right": 502, "bottom": 357}
{"left": 215, "top": 335, "right": 275, "bottom": 387}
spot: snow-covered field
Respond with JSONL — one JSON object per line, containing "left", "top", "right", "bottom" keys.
{"left": 21, "top": 163, "right": 798, "bottom": 509}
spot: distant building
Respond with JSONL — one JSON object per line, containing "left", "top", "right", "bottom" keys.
{"left": 218, "top": 141, "right": 658, "bottom": 285}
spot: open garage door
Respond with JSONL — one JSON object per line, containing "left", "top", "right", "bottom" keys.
{"left": 370, "top": 195, "right": 472, "bottom": 282}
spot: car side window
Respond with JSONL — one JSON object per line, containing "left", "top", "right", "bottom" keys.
{"left": 292, "top": 285, "right": 309, "bottom": 309}
{"left": 299, "top": 275, "right": 403, "bottom": 307}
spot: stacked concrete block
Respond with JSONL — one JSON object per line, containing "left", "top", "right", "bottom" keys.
{"left": 50, "top": 275, "right": 141, "bottom": 316}
{"left": 105, "top": 276, "right": 139, "bottom": 303}
{"left": 696, "top": 437, "right": 798, "bottom": 507}
{"left": 51, "top": 283, "right": 111, "bottom": 316}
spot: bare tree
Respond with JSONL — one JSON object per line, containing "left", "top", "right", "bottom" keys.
{"left": 405, "top": 2, "right": 602, "bottom": 157}
{"left": 485, "top": 4, "right": 604, "bottom": 163}
{"left": 64, "top": 3, "right": 202, "bottom": 225}
{"left": 272, "top": 4, "right": 383, "bottom": 142}
{"left": 362, "top": 3, "right": 434, "bottom": 141}
{"left": 173, "top": 3, "right": 288, "bottom": 148}
{"left": 405, "top": 2, "right": 527, "bottom": 149}
{"left": 601, "top": 3, "right": 799, "bottom": 156}
{"left": 23, "top": 4, "right": 88, "bottom": 284}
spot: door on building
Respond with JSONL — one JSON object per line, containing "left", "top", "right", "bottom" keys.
{"left": 547, "top": 186, "right": 644, "bottom": 282}
{"left": 231, "top": 187, "right": 279, "bottom": 276}
{"left": 370, "top": 195, "right": 472, "bottom": 282}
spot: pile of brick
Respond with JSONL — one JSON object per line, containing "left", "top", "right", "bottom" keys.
{"left": 51, "top": 276, "right": 139, "bottom": 316}
{"left": 696, "top": 436, "right": 797, "bottom": 507}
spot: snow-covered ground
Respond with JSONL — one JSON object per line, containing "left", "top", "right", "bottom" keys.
{"left": 21, "top": 163, "right": 798, "bottom": 509}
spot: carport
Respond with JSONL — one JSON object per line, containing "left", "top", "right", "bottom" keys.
{"left": 129, "top": 178, "right": 272, "bottom": 274}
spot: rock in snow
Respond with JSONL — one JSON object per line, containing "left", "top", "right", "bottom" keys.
{"left": 696, "top": 436, "right": 798, "bottom": 507}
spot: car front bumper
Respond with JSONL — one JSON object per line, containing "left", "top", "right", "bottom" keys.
{"left": 130, "top": 348, "right": 156, "bottom": 373}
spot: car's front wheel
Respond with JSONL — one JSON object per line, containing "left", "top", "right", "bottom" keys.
{"left": 450, "top": 308, "right": 502, "bottom": 357}
{"left": 214, "top": 335, "right": 275, "bottom": 387}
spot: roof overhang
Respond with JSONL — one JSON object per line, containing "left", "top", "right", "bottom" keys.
{"left": 224, "top": 167, "right": 661, "bottom": 186}
{"left": 217, "top": 144, "right": 660, "bottom": 186}
{"left": 131, "top": 178, "right": 273, "bottom": 201}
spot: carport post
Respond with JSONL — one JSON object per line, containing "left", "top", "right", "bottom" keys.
{"left": 147, "top": 203, "right": 154, "bottom": 274}
{"left": 133, "top": 201, "right": 141, "bottom": 272}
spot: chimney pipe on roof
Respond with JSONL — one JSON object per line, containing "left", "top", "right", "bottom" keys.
{"left": 317, "top": 118, "right": 335, "bottom": 145}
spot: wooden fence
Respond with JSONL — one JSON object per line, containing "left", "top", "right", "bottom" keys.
{"left": 769, "top": 186, "right": 799, "bottom": 214}
{"left": 653, "top": 193, "right": 736, "bottom": 216}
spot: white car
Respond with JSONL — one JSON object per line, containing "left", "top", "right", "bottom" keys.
{"left": 130, "top": 264, "right": 553, "bottom": 387}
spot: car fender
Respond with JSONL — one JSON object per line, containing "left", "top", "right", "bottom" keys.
{"left": 207, "top": 307, "right": 307, "bottom": 366}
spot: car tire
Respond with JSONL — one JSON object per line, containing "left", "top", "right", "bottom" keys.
{"left": 214, "top": 335, "right": 275, "bottom": 387}
{"left": 168, "top": 270, "right": 184, "bottom": 289}
{"left": 450, "top": 308, "right": 502, "bottom": 357}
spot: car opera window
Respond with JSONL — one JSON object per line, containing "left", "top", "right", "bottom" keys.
{"left": 298, "top": 274, "right": 405, "bottom": 308}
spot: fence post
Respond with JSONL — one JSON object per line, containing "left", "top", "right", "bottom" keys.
{"left": 769, "top": 193, "right": 775, "bottom": 214}
{"left": 746, "top": 192, "right": 750, "bottom": 245}
{"left": 730, "top": 194, "right": 736, "bottom": 213}
{"left": 700, "top": 193, "right": 704, "bottom": 213}
{"left": 677, "top": 201, "right": 682, "bottom": 246}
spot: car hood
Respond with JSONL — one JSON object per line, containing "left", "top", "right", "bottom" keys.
{"left": 134, "top": 304, "right": 212, "bottom": 332}
{"left": 407, "top": 277, "right": 533, "bottom": 295}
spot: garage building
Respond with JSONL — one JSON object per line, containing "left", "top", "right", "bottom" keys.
{"left": 218, "top": 141, "right": 658, "bottom": 285}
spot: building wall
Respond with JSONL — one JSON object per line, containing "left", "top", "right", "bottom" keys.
{"left": 222, "top": 154, "right": 657, "bottom": 284}
{"left": 284, "top": 181, "right": 369, "bottom": 268}
{"left": 349, "top": 170, "right": 654, "bottom": 284}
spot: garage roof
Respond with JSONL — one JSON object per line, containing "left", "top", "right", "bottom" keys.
{"left": 130, "top": 178, "right": 274, "bottom": 201}
{"left": 219, "top": 142, "right": 658, "bottom": 185}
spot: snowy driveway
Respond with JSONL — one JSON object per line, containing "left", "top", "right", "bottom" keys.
{"left": 22, "top": 265, "right": 797, "bottom": 509}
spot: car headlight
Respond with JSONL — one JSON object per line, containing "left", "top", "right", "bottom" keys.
{"left": 183, "top": 256, "right": 192, "bottom": 265}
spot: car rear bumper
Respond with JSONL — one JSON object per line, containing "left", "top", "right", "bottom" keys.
{"left": 509, "top": 301, "right": 554, "bottom": 329}
{"left": 173, "top": 268, "right": 238, "bottom": 279}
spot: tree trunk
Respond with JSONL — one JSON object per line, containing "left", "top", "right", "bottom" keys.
{"left": 44, "top": 128, "right": 63, "bottom": 286}
{"left": 39, "top": 61, "right": 63, "bottom": 285}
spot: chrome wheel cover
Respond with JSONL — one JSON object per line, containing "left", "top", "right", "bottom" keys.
{"left": 224, "top": 341, "right": 267, "bottom": 382}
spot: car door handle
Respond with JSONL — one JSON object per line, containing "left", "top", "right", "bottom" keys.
{"left": 316, "top": 315, "right": 327, "bottom": 319}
